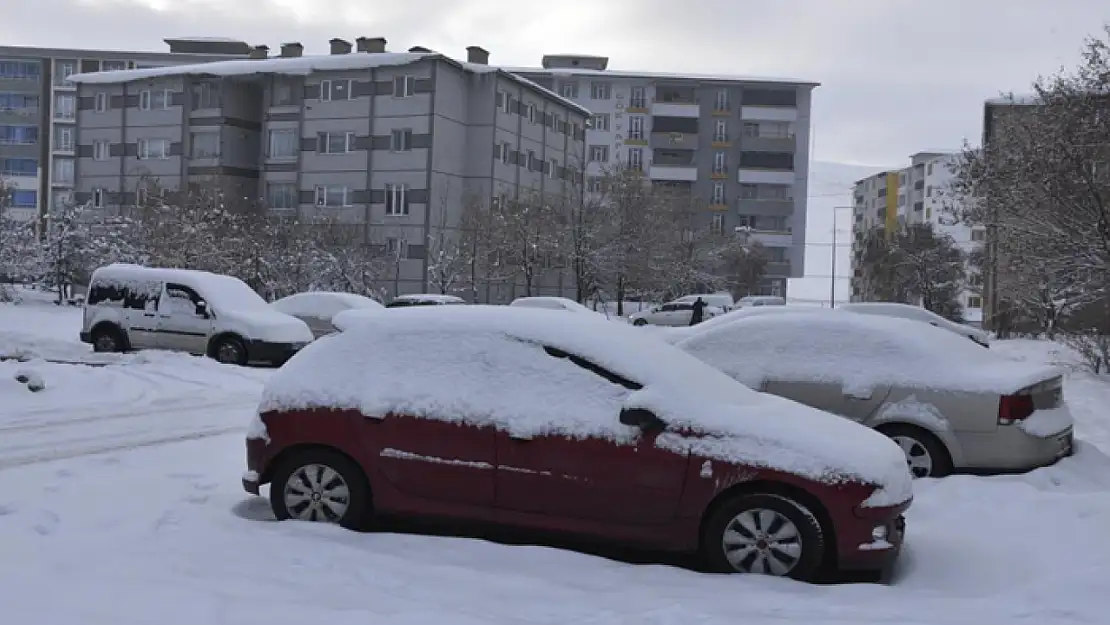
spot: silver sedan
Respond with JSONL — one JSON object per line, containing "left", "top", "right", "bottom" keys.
{"left": 672, "top": 310, "right": 1074, "bottom": 478}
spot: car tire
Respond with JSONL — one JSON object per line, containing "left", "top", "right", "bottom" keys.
{"left": 91, "top": 325, "right": 125, "bottom": 353}
{"left": 701, "top": 492, "right": 825, "bottom": 581}
{"left": 211, "top": 335, "right": 248, "bottom": 366}
{"left": 877, "top": 423, "right": 952, "bottom": 478}
{"left": 269, "top": 448, "right": 374, "bottom": 531}
{"left": 632, "top": 318, "right": 648, "bottom": 326}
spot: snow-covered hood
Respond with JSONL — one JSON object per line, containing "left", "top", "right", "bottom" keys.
{"left": 221, "top": 308, "right": 314, "bottom": 343}
{"left": 625, "top": 385, "right": 914, "bottom": 508}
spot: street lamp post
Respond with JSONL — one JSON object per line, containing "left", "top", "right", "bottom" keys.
{"left": 829, "top": 205, "right": 853, "bottom": 309}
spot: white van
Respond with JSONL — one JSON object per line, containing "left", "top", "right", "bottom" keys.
{"left": 80, "top": 264, "right": 314, "bottom": 365}
{"left": 735, "top": 295, "right": 786, "bottom": 308}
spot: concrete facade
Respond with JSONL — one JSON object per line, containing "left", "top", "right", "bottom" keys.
{"left": 68, "top": 41, "right": 588, "bottom": 301}
{"left": 508, "top": 56, "right": 819, "bottom": 297}
{"left": 0, "top": 39, "right": 250, "bottom": 223}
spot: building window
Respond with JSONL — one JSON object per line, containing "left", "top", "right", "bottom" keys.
{"left": 628, "top": 116, "right": 645, "bottom": 140}
{"left": 386, "top": 237, "right": 408, "bottom": 258}
{"left": 94, "top": 92, "right": 108, "bottom": 112}
{"left": 495, "top": 141, "right": 511, "bottom": 165}
{"left": 526, "top": 151, "right": 538, "bottom": 172}
{"left": 390, "top": 128, "right": 413, "bottom": 152}
{"left": 54, "top": 126, "right": 74, "bottom": 151}
{"left": 153, "top": 89, "right": 172, "bottom": 109}
{"left": 10, "top": 190, "right": 36, "bottom": 208}
{"left": 191, "top": 81, "right": 221, "bottom": 109}
{"left": 497, "top": 91, "right": 510, "bottom": 113}
{"left": 589, "top": 145, "right": 608, "bottom": 163}
{"left": 967, "top": 296, "right": 983, "bottom": 309}
{"left": 272, "top": 82, "right": 295, "bottom": 106}
{"left": 713, "top": 151, "right": 727, "bottom": 175}
{"left": 765, "top": 247, "right": 787, "bottom": 263}
{"left": 92, "top": 188, "right": 105, "bottom": 208}
{"left": 739, "top": 184, "right": 758, "bottom": 199}
{"left": 137, "top": 138, "right": 170, "bottom": 159}
{"left": 318, "top": 79, "right": 354, "bottom": 102}
{"left": 317, "top": 131, "right": 356, "bottom": 154}
{"left": 628, "top": 148, "right": 643, "bottom": 171}
{"left": 897, "top": 194, "right": 906, "bottom": 207}
{"left": 586, "top": 176, "right": 602, "bottom": 193}
{"left": 549, "top": 157, "right": 559, "bottom": 179}
{"left": 1, "top": 93, "right": 39, "bottom": 114}
{"left": 590, "top": 82, "right": 612, "bottom": 100}
{"left": 92, "top": 140, "right": 110, "bottom": 161}
{"left": 630, "top": 86, "right": 646, "bottom": 108}
{"left": 190, "top": 131, "right": 220, "bottom": 158}
{"left": 393, "top": 75, "right": 416, "bottom": 98}
{"left": 710, "top": 214, "right": 724, "bottom": 234}
{"left": 267, "top": 183, "right": 298, "bottom": 209}
{"left": 714, "top": 119, "right": 728, "bottom": 142}
{"left": 763, "top": 122, "right": 793, "bottom": 138}
{"left": 52, "top": 158, "right": 74, "bottom": 184}
{"left": 267, "top": 129, "right": 298, "bottom": 159}
{"left": 712, "top": 182, "right": 725, "bottom": 204}
{"left": 560, "top": 82, "right": 578, "bottom": 99}
{"left": 971, "top": 229, "right": 986, "bottom": 242}
{"left": 0, "top": 60, "right": 41, "bottom": 80}
{"left": 54, "top": 94, "right": 75, "bottom": 120}
{"left": 139, "top": 90, "right": 151, "bottom": 111}
{"left": 715, "top": 89, "right": 729, "bottom": 111}
{"left": 384, "top": 183, "right": 409, "bottom": 216}
{"left": 590, "top": 114, "right": 610, "bottom": 131}
{"left": 100, "top": 60, "right": 127, "bottom": 72}
{"left": 548, "top": 112, "right": 560, "bottom": 132}
{"left": 0, "top": 124, "right": 37, "bottom": 145}
{"left": 927, "top": 163, "right": 934, "bottom": 175}
{"left": 314, "top": 185, "right": 351, "bottom": 207}
{"left": 526, "top": 103, "right": 537, "bottom": 124}
{"left": 742, "top": 122, "right": 760, "bottom": 138}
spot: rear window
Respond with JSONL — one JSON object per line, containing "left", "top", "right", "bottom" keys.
{"left": 87, "top": 280, "right": 160, "bottom": 310}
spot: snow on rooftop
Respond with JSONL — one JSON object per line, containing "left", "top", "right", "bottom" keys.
{"left": 165, "top": 36, "right": 244, "bottom": 43}
{"left": 985, "top": 93, "right": 1039, "bottom": 105}
{"left": 68, "top": 52, "right": 590, "bottom": 116}
{"left": 256, "top": 305, "right": 912, "bottom": 504}
{"left": 502, "top": 65, "right": 820, "bottom": 87}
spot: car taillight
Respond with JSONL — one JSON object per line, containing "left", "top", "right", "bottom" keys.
{"left": 998, "top": 392, "right": 1035, "bottom": 425}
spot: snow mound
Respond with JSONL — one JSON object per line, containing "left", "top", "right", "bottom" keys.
{"left": 258, "top": 305, "right": 912, "bottom": 505}
{"left": 676, "top": 311, "right": 1062, "bottom": 395}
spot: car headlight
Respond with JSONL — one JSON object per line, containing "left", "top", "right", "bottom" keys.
{"left": 872, "top": 524, "right": 889, "bottom": 541}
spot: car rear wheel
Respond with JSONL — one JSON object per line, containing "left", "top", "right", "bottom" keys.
{"left": 701, "top": 493, "right": 825, "bottom": 581}
{"left": 212, "top": 336, "right": 247, "bottom": 366}
{"left": 632, "top": 318, "right": 648, "bottom": 326}
{"left": 877, "top": 424, "right": 952, "bottom": 478}
{"left": 269, "top": 448, "right": 373, "bottom": 531}
{"left": 91, "top": 326, "right": 125, "bottom": 353}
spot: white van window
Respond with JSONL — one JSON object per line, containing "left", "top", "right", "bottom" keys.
{"left": 87, "top": 279, "right": 160, "bottom": 310}
{"left": 163, "top": 283, "right": 202, "bottom": 315}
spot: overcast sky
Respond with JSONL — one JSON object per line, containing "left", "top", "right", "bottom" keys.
{"left": 4, "top": 0, "right": 1106, "bottom": 167}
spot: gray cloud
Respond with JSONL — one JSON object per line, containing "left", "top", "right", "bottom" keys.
{"left": 3, "top": 0, "right": 1106, "bottom": 166}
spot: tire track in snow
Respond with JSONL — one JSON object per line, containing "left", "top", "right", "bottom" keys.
{"left": 0, "top": 398, "right": 257, "bottom": 470}
{"left": 0, "top": 396, "right": 251, "bottom": 432}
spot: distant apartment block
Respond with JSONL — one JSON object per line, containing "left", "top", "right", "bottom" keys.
{"left": 67, "top": 38, "right": 588, "bottom": 301}
{"left": 849, "top": 151, "right": 985, "bottom": 322}
{"left": 508, "top": 55, "right": 819, "bottom": 297}
{"left": 0, "top": 38, "right": 251, "bottom": 223}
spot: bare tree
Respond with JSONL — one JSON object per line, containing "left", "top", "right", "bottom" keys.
{"left": 425, "top": 197, "right": 475, "bottom": 297}
{"left": 949, "top": 25, "right": 1110, "bottom": 331}
{"left": 858, "top": 223, "right": 968, "bottom": 321}
{"left": 488, "top": 191, "right": 563, "bottom": 297}
{"left": 713, "top": 233, "right": 769, "bottom": 300}
{"left": 0, "top": 182, "right": 41, "bottom": 300}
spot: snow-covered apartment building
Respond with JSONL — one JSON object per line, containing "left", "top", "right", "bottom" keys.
{"left": 0, "top": 38, "right": 250, "bottom": 224}
{"left": 509, "top": 55, "right": 819, "bottom": 297}
{"left": 849, "top": 151, "right": 985, "bottom": 323}
{"left": 65, "top": 38, "right": 589, "bottom": 301}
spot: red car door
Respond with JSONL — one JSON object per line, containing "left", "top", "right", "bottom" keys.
{"left": 365, "top": 415, "right": 496, "bottom": 507}
{"left": 495, "top": 428, "right": 689, "bottom": 525}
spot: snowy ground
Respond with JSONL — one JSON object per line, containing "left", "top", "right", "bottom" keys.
{"left": 1, "top": 301, "right": 1110, "bottom": 624}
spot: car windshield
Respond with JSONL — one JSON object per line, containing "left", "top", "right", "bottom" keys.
{"left": 196, "top": 275, "right": 272, "bottom": 313}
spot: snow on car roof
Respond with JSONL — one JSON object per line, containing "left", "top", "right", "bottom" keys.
{"left": 90, "top": 263, "right": 271, "bottom": 313}
{"left": 256, "top": 305, "right": 912, "bottom": 504}
{"left": 510, "top": 296, "right": 594, "bottom": 313}
{"left": 676, "top": 311, "right": 1059, "bottom": 395}
{"left": 271, "top": 291, "right": 383, "bottom": 319}
{"left": 392, "top": 293, "right": 466, "bottom": 303}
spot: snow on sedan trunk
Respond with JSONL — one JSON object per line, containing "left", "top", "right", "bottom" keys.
{"left": 256, "top": 306, "right": 912, "bottom": 506}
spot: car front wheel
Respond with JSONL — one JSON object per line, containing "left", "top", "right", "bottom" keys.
{"left": 269, "top": 448, "right": 373, "bottom": 530}
{"left": 701, "top": 492, "right": 825, "bottom": 581}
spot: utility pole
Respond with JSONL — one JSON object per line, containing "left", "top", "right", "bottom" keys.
{"left": 829, "top": 205, "right": 852, "bottom": 309}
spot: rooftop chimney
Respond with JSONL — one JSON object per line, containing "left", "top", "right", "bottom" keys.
{"left": 329, "top": 38, "right": 352, "bottom": 55}
{"left": 466, "top": 46, "right": 489, "bottom": 65}
{"left": 248, "top": 45, "right": 269, "bottom": 60}
{"left": 409, "top": 46, "right": 432, "bottom": 53}
{"left": 280, "top": 42, "right": 303, "bottom": 58}
{"left": 355, "top": 37, "right": 387, "bottom": 53}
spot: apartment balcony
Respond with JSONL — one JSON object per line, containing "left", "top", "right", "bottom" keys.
{"left": 649, "top": 132, "right": 699, "bottom": 150}
{"left": 740, "top": 106, "right": 798, "bottom": 122}
{"left": 748, "top": 231, "right": 794, "bottom": 248}
{"left": 764, "top": 261, "right": 792, "bottom": 277}
{"left": 742, "top": 135, "right": 797, "bottom": 152}
{"left": 738, "top": 169, "right": 795, "bottom": 185}
{"left": 651, "top": 102, "right": 700, "bottom": 118}
{"left": 737, "top": 197, "right": 795, "bottom": 215}
{"left": 649, "top": 164, "right": 698, "bottom": 182}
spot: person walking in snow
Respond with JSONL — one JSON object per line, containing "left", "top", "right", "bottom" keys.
{"left": 689, "top": 297, "right": 707, "bottom": 326}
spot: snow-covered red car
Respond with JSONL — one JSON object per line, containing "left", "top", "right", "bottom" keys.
{"left": 243, "top": 306, "right": 912, "bottom": 582}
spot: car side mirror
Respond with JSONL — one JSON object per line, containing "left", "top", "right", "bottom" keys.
{"left": 195, "top": 300, "right": 210, "bottom": 318}
{"left": 620, "top": 407, "right": 665, "bottom": 432}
